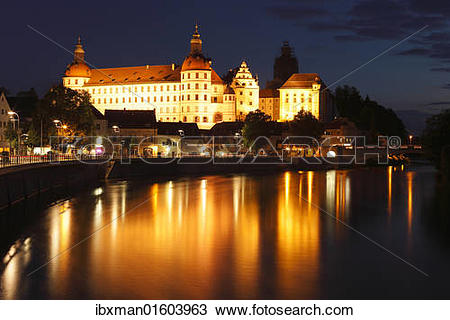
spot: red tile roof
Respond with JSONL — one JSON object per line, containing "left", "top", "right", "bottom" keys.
{"left": 280, "top": 73, "right": 322, "bottom": 89}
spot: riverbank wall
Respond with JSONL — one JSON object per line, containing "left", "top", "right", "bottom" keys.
{"left": 0, "top": 161, "right": 106, "bottom": 211}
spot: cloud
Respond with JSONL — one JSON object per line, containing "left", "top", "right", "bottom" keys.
{"left": 427, "top": 101, "right": 450, "bottom": 106}
{"left": 266, "top": 0, "right": 450, "bottom": 69}
{"left": 430, "top": 67, "right": 450, "bottom": 72}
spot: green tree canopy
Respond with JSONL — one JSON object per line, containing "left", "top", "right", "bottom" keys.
{"left": 30, "top": 85, "right": 95, "bottom": 146}
{"left": 335, "top": 85, "right": 406, "bottom": 142}
{"left": 241, "top": 110, "right": 271, "bottom": 150}
{"left": 288, "top": 110, "right": 324, "bottom": 140}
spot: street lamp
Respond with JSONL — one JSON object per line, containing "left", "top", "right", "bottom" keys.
{"left": 409, "top": 135, "right": 413, "bottom": 146}
{"left": 112, "top": 125, "right": 120, "bottom": 133}
{"left": 8, "top": 111, "right": 20, "bottom": 155}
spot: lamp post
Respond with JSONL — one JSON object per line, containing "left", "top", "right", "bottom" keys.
{"left": 8, "top": 111, "right": 20, "bottom": 156}
{"left": 53, "top": 120, "right": 62, "bottom": 154}
{"left": 409, "top": 135, "right": 413, "bottom": 146}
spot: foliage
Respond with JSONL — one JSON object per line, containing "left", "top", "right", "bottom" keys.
{"left": 288, "top": 110, "right": 324, "bottom": 140}
{"left": 4, "top": 122, "right": 18, "bottom": 146}
{"left": 29, "top": 85, "right": 95, "bottom": 146}
{"left": 422, "top": 109, "right": 450, "bottom": 168}
{"left": 335, "top": 85, "right": 406, "bottom": 142}
{"left": 241, "top": 110, "right": 271, "bottom": 150}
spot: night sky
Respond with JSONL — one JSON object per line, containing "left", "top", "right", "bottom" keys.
{"left": 1, "top": 0, "right": 449, "bottom": 121}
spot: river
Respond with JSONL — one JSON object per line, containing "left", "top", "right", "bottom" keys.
{"left": 1, "top": 165, "right": 450, "bottom": 299}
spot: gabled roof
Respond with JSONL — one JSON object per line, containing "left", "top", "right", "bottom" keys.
{"left": 280, "top": 73, "right": 323, "bottom": 89}
{"left": 156, "top": 122, "right": 200, "bottom": 136}
{"left": 208, "top": 121, "right": 244, "bottom": 136}
{"left": 90, "top": 106, "right": 105, "bottom": 120}
{"left": 104, "top": 109, "right": 156, "bottom": 128}
{"left": 85, "top": 65, "right": 181, "bottom": 86}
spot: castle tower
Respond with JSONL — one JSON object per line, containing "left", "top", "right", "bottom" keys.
{"left": 180, "top": 25, "right": 215, "bottom": 128}
{"left": 231, "top": 61, "right": 259, "bottom": 120}
{"left": 63, "top": 36, "right": 91, "bottom": 90}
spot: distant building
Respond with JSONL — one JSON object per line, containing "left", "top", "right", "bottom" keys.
{"left": 266, "top": 41, "right": 299, "bottom": 89}
{"left": 279, "top": 73, "right": 335, "bottom": 122}
{"left": 63, "top": 26, "right": 261, "bottom": 129}
{"left": 0, "top": 92, "right": 13, "bottom": 152}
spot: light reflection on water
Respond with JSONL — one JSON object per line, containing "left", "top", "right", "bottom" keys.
{"left": 1, "top": 166, "right": 450, "bottom": 299}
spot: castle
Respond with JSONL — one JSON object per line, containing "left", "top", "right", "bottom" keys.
{"left": 63, "top": 26, "right": 334, "bottom": 129}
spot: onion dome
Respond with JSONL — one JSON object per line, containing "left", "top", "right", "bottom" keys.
{"left": 64, "top": 36, "right": 91, "bottom": 77}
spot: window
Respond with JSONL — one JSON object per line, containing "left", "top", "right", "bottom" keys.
{"left": 182, "top": 74, "right": 184, "bottom": 79}
{"left": 167, "top": 96, "right": 170, "bottom": 102}
{"left": 116, "top": 98, "right": 118, "bottom": 103}
{"left": 104, "top": 98, "right": 107, "bottom": 103}
{"left": 187, "top": 84, "right": 190, "bottom": 90}
{"left": 240, "top": 92, "right": 243, "bottom": 95}
{"left": 187, "top": 106, "right": 190, "bottom": 112}
{"left": 204, "top": 94, "right": 207, "bottom": 100}
{"left": 167, "top": 85, "right": 170, "bottom": 91}
{"left": 173, "top": 96, "right": 177, "bottom": 101}
{"left": 160, "top": 86, "right": 163, "bottom": 91}
{"left": 195, "top": 106, "right": 199, "bottom": 112}
{"left": 141, "top": 87, "right": 144, "bottom": 92}
{"left": 203, "top": 116, "right": 208, "bottom": 122}
{"left": 187, "top": 73, "right": 190, "bottom": 79}
{"left": 183, "top": 116, "right": 187, "bottom": 122}
{"left": 93, "top": 88, "right": 95, "bottom": 94}
{"left": 154, "top": 97, "right": 157, "bottom": 102}
{"left": 213, "top": 97, "right": 217, "bottom": 103}
{"left": 187, "top": 94, "right": 190, "bottom": 101}
{"left": 147, "top": 86, "right": 150, "bottom": 92}
{"left": 172, "top": 107, "right": 176, "bottom": 112}
{"left": 182, "top": 84, "right": 184, "bottom": 90}
{"left": 160, "top": 96, "right": 163, "bottom": 102}
{"left": 204, "top": 73, "right": 207, "bottom": 79}
{"left": 154, "top": 86, "right": 157, "bottom": 92}
{"left": 194, "top": 116, "right": 199, "bottom": 122}
{"left": 135, "top": 97, "right": 137, "bottom": 103}
{"left": 141, "top": 97, "right": 144, "bottom": 102}
{"left": 174, "top": 85, "right": 176, "bottom": 91}
{"left": 147, "top": 97, "right": 150, "bottom": 102}
{"left": 195, "top": 83, "right": 199, "bottom": 89}
{"left": 75, "top": 79, "right": 78, "bottom": 84}
{"left": 196, "top": 72, "right": 199, "bottom": 78}
{"left": 249, "top": 102, "right": 252, "bottom": 105}
{"left": 195, "top": 94, "right": 199, "bottom": 100}
{"left": 204, "top": 84, "right": 207, "bottom": 89}
{"left": 249, "top": 92, "right": 252, "bottom": 96}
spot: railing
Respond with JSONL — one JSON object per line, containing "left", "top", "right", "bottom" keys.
{"left": 0, "top": 154, "right": 108, "bottom": 169}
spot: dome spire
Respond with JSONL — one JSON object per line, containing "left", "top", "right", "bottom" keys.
{"left": 73, "top": 36, "right": 85, "bottom": 64}
{"left": 190, "top": 24, "right": 202, "bottom": 55}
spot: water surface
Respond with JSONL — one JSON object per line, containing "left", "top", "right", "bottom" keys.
{"left": 1, "top": 166, "right": 450, "bottom": 299}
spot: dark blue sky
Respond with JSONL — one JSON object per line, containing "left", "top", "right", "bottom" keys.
{"left": 1, "top": 0, "right": 449, "bottom": 115}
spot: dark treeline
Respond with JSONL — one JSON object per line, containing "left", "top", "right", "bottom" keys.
{"left": 335, "top": 85, "right": 407, "bottom": 142}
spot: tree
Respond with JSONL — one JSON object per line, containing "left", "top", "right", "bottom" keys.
{"left": 334, "top": 85, "right": 406, "bottom": 142}
{"left": 422, "top": 109, "right": 450, "bottom": 168}
{"left": 241, "top": 110, "right": 271, "bottom": 150}
{"left": 30, "top": 85, "right": 95, "bottom": 146}
{"left": 4, "top": 123, "right": 18, "bottom": 154}
{"left": 288, "top": 110, "right": 324, "bottom": 140}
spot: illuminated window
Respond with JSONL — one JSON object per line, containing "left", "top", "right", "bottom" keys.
{"left": 75, "top": 79, "right": 78, "bottom": 84}
{"left": 173, "top": 107, "right": 176, "bottom": 112}
{"left": 93, "top": 88, "right": 95, "bottom": 94}
{"left": 249, "top": 92, "right": 252, "bottom": 96}
{"left": 195, "top": 94, "right": 199, "bottom": 100}
{"left": 196, "top": 72, "right": 199, "bottom": 78}
{"left": 183, "top": 116, "right": 187, "bottom": 122}
{"left": 187, "top": 106, "right": 190, "bottom": 112}
{"left": 135, "top": 97, "right": 137, "bottom": 103}
{"left": 122, "top": 98, "right": 125, "bottom": 103}
{"left": 141, "top": 87, "right": 144, "bottom": 92}
{"left": 173, "top": 96, "right": 177, "bottom": 101}
{"left": 204, "top": 84, "right": 207, "bottom": 89}
{"left": 204, "top": 94, "right": 207, "bottom": 100}
{"left": 160, "top": 86, "right": 163, "bottom": 91}
{"left": 147, "top": 86, "right": 150, "bottom": 92}
{"left": 195, "top": 83, "right": 199, "bottom": 89}
{"left": 160, "top": 96, "right": 163, "bottom": 102}
{"left": 249, "top": 102, "right": 252, "bottom": 105}
{"left": 187, "top": 73, "right": 190, "bottom": 79}
{"left": 154, "top": 97, "right": 157, "bottom": 102}
{"left": 147, "top": 97, "right": 150, "bottom": 102}
{"left": 167, "top": 85, "right": 170, "bottom": 91}
{"left": 182, "top": 84, "right": 184, "bottom": 90}
{"left": 173, "top": 85, "right": 176, "bottom": 91}
{"left": 167, "top": 96, "right": 170, "bottom": 102}
{"left": 204, "top": 73, "right": 207, "bottom": 79}
{"left": 116, "top": 98, "right": 118, "bottom": 103}
{"left": 187, "top": 84, "right": 190, "bottom": 90}
{"left": 203, "top": 116, "right": 208, "bottom": 122}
